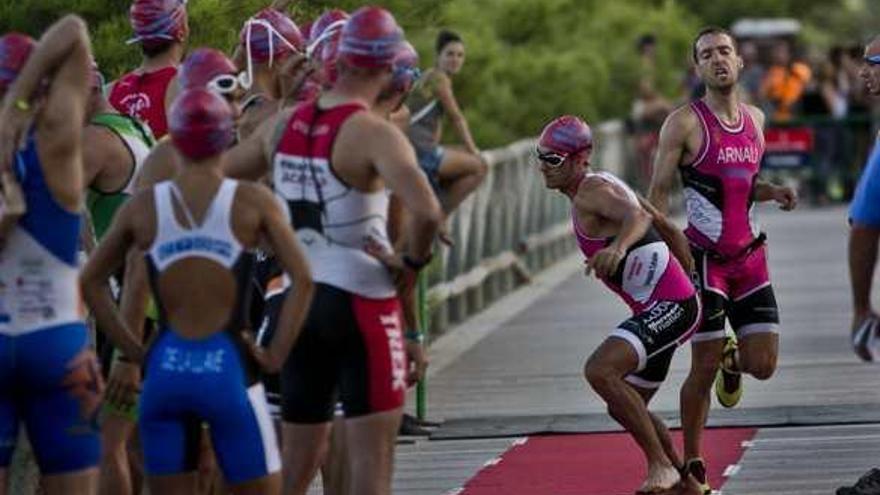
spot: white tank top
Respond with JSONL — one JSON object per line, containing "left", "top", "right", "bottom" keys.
{"left": 272, "top": 154, "right": 395, "bottom": 299}
{"left": 147, "top": 179, "right": 244, "bottom": 272}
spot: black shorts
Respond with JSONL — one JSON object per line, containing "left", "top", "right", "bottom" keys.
{"left": 691, "top": 245, "right": 780, "bottom": 342}
{"left": 274, "top": 284, "right": 407, "bottom": 424}
{"left": 611, "top": 295, "right": 701, "bottom": 389}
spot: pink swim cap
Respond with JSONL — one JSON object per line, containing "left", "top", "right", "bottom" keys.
{"left": 538, "top": 115, "right": 593, "bottom": 155}
{"left": 168, "top": 88, "right": 235, "bottom": 160}
{"left": 337, "top": 6, "right": 404, "bottom": 69}
{"left": 179, "top": 48, "right": 237, "bottom": 90}
{"left": 239, "top": 8, "right": 304, "bottom": 65}
{"left": 127, "top": 0, "right": 188, "bottom": 48}
{"left": 0, "top": 33, "right": 36, "bottom": 94}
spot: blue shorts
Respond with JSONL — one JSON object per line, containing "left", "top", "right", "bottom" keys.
{"left": 415, "top": 145, "right": 445, "bottom": 192}
{"left": 0, "top": 323, "right": 101, "bottom": 474}
{"left": 139, "top": 329, "right": 279, "bottom": 484}
{"left": 850, "top": 141, "right": 880, "bottom": 227}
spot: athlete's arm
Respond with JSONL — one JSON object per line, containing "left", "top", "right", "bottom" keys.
{"left": 637, "top": 194, "right": 695, "bottom": 275}
{"left": 81, "top": 196, "right": 147, "bottom": 363}
{"left": 224, "top": 110, "right": 286, "bottom": 180}
{"left": 753, "top": 178, "right": 797, "bottom": 210}
{"left": 434, "top": 72, "right": 479, "bottom": 155}
{"left": 367, "top": 117, "right": 442, "bottom": 261}
{"left": 247, "top": 183, "right": 313, "bottom": 372}
{"left": 576, "top": 179, "right": 651, "bottom": 278}
{"left": 114, "top": 138, "right": 179, "bottom": 344}
{"left": 0, "top": 15, "right": 92, "bottom": 211}
{"left": 647, "top": 107, "right": 692, "bottom": 214}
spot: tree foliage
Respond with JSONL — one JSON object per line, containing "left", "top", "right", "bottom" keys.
{"left": 0, "top": 0, "right": 873, "bottom": 148}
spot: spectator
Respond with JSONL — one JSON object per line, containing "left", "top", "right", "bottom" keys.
{"left": 631, "top": 33, "right": 672, "bottom": 190}
{"left": 405, "top": 28, "right": 488, "bottom": 243}
{"left": 738, "top": 40, "right": 766, "bottom": 105}
{"left": 802, "top": 49, "right": 850, "bottom": 203}
{"left": 761, "top": 41, "right": 812, "bottom": 121}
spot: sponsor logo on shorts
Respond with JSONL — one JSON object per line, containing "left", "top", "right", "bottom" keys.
{"left": 380, "top": 312, "right": 407, "bottom": 392}
{"left": 643, "top": 302, "right": 685, "bottom": 336}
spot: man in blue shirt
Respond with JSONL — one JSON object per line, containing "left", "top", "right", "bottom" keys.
{"left": 841, "top": 34, "right": 880, "bottom": 495}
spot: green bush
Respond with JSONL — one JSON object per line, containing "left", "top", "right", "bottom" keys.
{"left": 429, "top": 0, "right": 700, "bottom": 147}
{"left": 0, "top": 0, "right": 867, "bottom": 149}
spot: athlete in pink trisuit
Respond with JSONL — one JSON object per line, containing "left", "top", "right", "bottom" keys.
{"left": 538, "top": 115, "right": 701, "bottom": 494}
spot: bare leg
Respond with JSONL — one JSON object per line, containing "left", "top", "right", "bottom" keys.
{"left": 147, "top": 472, "right": 198, "bottom": 495}
{"left": 680, "top": 339, "right": 725, "bottom": 461}
{"left": 585, "top": 338, "right": 678, "bottom": 491}
{"left": 436, "top": 148, "right": 488, "bottom": 214}
{"left": 281, "top": 422, "right": 332, "bottom": 495}
{"left": 99, "top": 414, "right": 135, "bottom": 495}
{"left": 345, "top": 408, "right": 403, "bottom": 495}
{"left": 321, "top": 415, "right": 348, "bottom": 495}
{"left": 611, "top": 386, "right": 682, "bottom": 471}
{"left": 127, "top": 431, "right": 145, "bottom": 495}
{"left": 0, "top": 468, "right": 7, "bottom": 495}
{"left": 42, "top": 467, "right": 99, "bottom": 495}
{"left": 738, "top": 332, "right": 778, "bottom": 381}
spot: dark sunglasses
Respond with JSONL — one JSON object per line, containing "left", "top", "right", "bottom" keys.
{"left": 865, "top": 55, "right": 880, "bottom": 66}
{"left": 536, "top": 149, "right": 568, "bottom": 167}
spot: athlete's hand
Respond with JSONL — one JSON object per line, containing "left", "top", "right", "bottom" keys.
{"left": 242, "top": 331, "right": 285, "bottom": 374}
{"left": 364, "top": 236, "right": 418, "bottom": 296}
{"left": 62, "top": 350, "right": 105, "bottom": 423}
{"left": 406, "top": 339, "right": 428, "bottom": 386}
{"left": 772, "top": 186, "right": 798, "bottom": 211}
{"left": 588, "top": 246, "right": 626, "bottom": 279}
{"left": 105, "top": 360, "right": 141, "bottom": 412}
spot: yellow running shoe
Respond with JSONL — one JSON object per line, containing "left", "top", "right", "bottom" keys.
{"left": 683, "top": 458, "right": 712, "bottom": 495}
{"left": 715, "top": 335, "right": 743, "bottom": 408}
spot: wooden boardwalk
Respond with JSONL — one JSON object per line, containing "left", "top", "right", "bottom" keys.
{"left": 373, "top": 205, "right": 880, "bottom": 494}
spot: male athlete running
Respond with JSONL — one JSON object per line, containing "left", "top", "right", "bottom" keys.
{"left": 648, "top": 26, "right": 797, "bottom": 493}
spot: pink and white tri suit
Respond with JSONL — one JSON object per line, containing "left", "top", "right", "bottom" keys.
{"left": 680, "top": 99, "right": 780, "bottom": 342}
{"left": 572, "top": 171, "right": 700, "bottom": 389}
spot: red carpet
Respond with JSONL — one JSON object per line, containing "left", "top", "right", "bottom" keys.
{"left": 460, "top": 428, "right": 756, "bottom": 495}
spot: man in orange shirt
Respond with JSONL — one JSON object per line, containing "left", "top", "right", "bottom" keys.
{"left": 761, "top": 42, "right": 812, "bottom": 121}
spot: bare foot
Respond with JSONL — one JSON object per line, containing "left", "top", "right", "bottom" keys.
{"left": 636, "top": 464, "right": 680, "bottom": 494}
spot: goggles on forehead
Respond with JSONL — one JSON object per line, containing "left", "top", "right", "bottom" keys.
{"left": 536, "top": 148, "right": 568, "bottom": 167}
{"left": 305, "top": 19, "right": 347, "bottom": 59}
{"left": 206, "top": 72, "right": 249, "bottom": 95}
{"left": 241, "top": 18, "right": 303, "bottom": 90}
{"left": 865, "top": 54, "right": 880, "bottom": 66}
